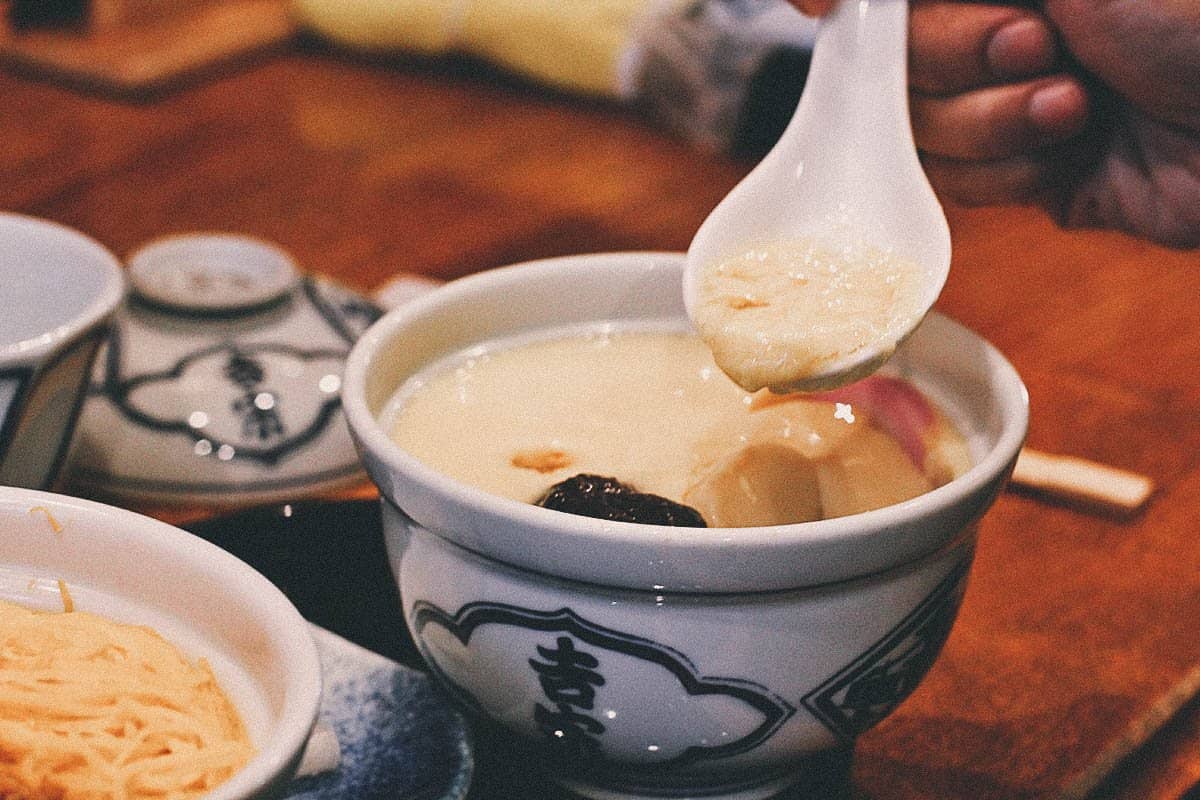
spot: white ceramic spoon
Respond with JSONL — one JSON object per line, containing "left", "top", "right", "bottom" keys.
{"left": 684, "top": 0, "right": 950, "bottom": 392}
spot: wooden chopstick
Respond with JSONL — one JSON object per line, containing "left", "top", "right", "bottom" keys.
{"left": 1010, "top": 448, "right": 1155, "bottom": 515}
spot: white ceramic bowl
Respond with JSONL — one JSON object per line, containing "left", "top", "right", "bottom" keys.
{"left": 343, "top": 253, "right": 1028, "bottom": 800}
{"left": 0, "top": 487, "right": 322, "bottom": 800}
{"left": 0, "top": 213, "right": 125, "bottom": 490}
{"left": 64, "top": 233, "right": 379, "bottom": 507}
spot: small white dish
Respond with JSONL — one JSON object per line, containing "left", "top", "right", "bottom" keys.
{"left": 64, "top": 233, "right": 382, "bottom": 507}
{"left": 0, "top": 486, "right": 323, "bottom": 800}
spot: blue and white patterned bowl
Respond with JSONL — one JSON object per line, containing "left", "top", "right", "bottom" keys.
{"left": 342, "top": 252, "right": 1029, "bottom": 800}
{"left": 0, "top": 213, "right": 124, "bottom": 491}
{"left": 63, "top": 233, "right": 381, "bottom": 507}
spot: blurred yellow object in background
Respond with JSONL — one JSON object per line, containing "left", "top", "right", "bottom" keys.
{"left": 289, "top": 0, "right": 816, "bottom": 153}
{"left": 290, "top": 0, "right": 668, "bottom": 97}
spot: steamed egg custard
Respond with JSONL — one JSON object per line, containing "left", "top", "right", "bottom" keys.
{"left": 692, "top": 239, "right": 930, "bottom": 393}
{"left": 385, "top": 327, "right": 970, "bottom": 526}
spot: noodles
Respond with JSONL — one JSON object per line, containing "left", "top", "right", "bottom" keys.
{"left": 56, "top": 581, "right": 74, "bottom": 614}
{"left": 0, "top": 600, "right": 255, "bottom": 800}
{"left": 27, "top": 508, "right": 63, "bottom": 534}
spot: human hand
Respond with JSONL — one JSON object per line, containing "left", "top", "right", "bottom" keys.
{"left": 787, "top": 0, "right": 1200, "bottom": 247}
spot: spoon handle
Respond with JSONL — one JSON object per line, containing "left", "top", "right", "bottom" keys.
{"left": 791, "top": 0, "right": 915, "bottom": 164}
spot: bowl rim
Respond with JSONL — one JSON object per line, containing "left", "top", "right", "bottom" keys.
{"left": 344, "top": 251, "right": 1029, "bottom": 590}
{"left": 0, "top": 486, "right": 322, "bottom": 800}
{"left": 0, "top": 212, "right": 126, "bottom": 364}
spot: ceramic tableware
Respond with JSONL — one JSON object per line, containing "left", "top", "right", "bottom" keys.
{"left": 183, "top": 498, "right": 476, "bottom": 800}
{"left": 342, "top": 252, "right": 1027, "bottom": 800}
{"left": 0, "top": 213, "right": 124, "bottom": 490}
{"left": 64, "top": 233, "right": 381, "bottom": 507}
{"left": 684, "top": 0, "right": 950, "bottom": 390}
{"left": 0, "top": 486, "right": 323, "bottom": 800}
{"left": 286, "top": 625, "right": 474, "bottom": 800}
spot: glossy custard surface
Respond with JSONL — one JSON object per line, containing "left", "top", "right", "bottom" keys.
{"left": 385, "top": 328, "right": 970, "bottom": 526}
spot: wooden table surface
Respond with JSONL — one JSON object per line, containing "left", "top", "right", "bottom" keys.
{"left": 4, "top": 42, "right": 1200, "bottom": 800}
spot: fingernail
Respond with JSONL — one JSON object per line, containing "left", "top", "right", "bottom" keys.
{"left": 1029, "top": 81, "right": 1088, "bottom": 138}
{"left": 988, "top": 18, "right": 1056, "bottom": 78}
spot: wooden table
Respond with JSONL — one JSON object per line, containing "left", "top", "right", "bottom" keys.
{"left": 3, "top": 42, "right": 1199, "bottom": 800}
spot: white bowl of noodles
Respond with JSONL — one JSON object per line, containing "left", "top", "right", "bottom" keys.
{"left": 0, "top": 487, "right": 321, "bottom": 800}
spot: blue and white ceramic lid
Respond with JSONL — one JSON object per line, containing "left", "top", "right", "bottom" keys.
{"left": 63, "top": 234, "right": 386, "bottom": 507}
